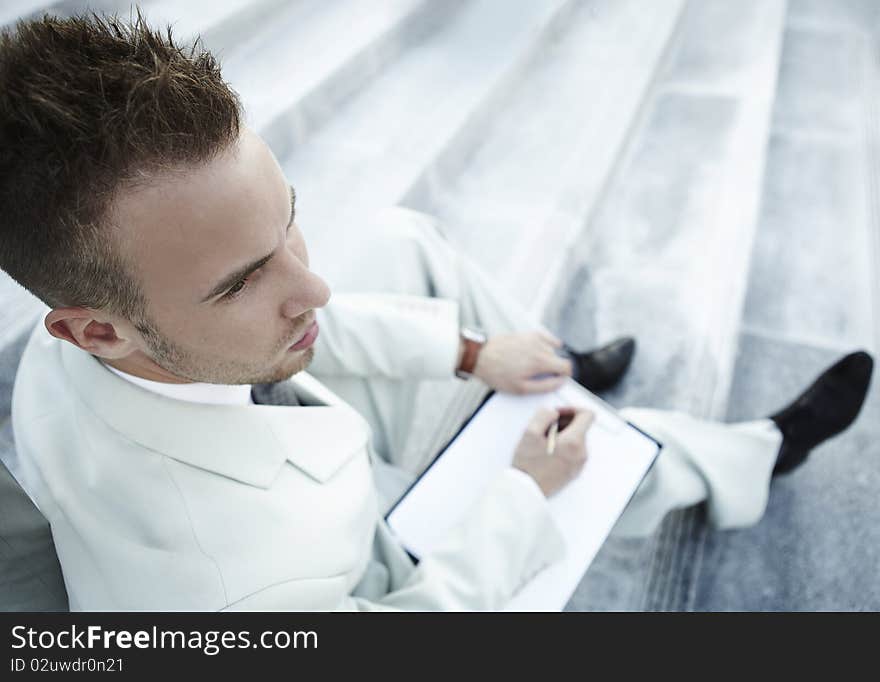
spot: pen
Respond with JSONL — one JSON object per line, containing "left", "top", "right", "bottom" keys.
{"left": 546, "top": 408, "right": 576, "bottom": 455}
{"left": 546, "top": 419, "right": 559, "bottom": 456}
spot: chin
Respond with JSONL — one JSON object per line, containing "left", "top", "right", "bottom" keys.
{"left": 266, "top": 346, "right": 315, "bottom": 384}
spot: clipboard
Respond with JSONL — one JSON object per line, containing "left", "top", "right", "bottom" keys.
{"left": 384, "top": 379, "right": 662, "bottom": 611}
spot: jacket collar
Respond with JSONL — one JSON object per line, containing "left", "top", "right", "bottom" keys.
{"left": 60, "top": 341, "right": 370, "bottom": 489}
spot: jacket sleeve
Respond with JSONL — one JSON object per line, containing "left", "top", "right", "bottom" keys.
{"left": 339, "top": 468, "right": 567, "bottom": 611}
{"left": 309, "top": 293, "right": 461, "bottom": 380}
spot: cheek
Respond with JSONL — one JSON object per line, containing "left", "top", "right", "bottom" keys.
{"left": 197, "top": 304, "right": 273, "bottom": 352}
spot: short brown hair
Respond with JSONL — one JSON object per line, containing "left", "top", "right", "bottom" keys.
{"left": 0, "top": 11, "right": 241, "bottom": 327}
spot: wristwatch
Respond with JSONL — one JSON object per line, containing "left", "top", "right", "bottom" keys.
{"left": 455, "top": 326, "right": 487, "bottom": 380}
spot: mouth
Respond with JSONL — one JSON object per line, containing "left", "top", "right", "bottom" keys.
{"left": 288, "top": 320, "right": 319, "bottom": 352}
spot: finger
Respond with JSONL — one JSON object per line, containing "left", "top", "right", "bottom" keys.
{"left": 536, "top": 330, "right": 563, "bottom": 349}
{"left": 540, "top": 351, "right": 573, "bottom": 377}
{"left": 556, "top": 406, "right": 576, "bottom": 430}
{"left": 557, "top": 409, "right": 595, "bottom": 443}
{"left": 525, "top": 362, "right": 565, "bottom": 379}
{"left": 527, "top": 350, "right": 572, "bottom": 378}
{"left": 525, "top": 406, "right": 561, "bottom": 437}
{"left": 519, "top": 374, "right": 567, "bottom": 395}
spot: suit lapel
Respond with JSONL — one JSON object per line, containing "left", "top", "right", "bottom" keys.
{"left": 61, "top": 341, "right": 369, "bottom": 488}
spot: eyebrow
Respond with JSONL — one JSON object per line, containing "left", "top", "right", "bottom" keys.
{"left": 200, "top": 185, "right": 296, "bottom": 303}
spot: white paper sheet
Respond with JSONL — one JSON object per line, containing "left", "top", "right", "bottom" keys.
{"left": 385, "top": 380, "right": 660, "bottom": 611}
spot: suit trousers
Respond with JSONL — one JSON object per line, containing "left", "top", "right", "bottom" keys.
{"left": 308, "top": 207, "right": 781, "bottom": 538}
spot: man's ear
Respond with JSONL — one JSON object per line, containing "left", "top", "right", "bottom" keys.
{"left": 44, "top": 308, "right": 139, "bottom": 359}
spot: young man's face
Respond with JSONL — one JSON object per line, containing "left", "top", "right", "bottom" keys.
{"left": 108, "top": 127, "right": 331, "bottom": 385}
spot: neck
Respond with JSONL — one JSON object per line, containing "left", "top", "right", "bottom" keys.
{"left": 100, "top": 352, "right": 192, "bottom": 384}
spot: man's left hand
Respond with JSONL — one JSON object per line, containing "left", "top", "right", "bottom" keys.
{"left": 472, "top": 331, "right": 573, "bottom": 394}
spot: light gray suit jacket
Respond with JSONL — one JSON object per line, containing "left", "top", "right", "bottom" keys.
{"left": 11, "top": 293, "right": 564, "bottom": 610}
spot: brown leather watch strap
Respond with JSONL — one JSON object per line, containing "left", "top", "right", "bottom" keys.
{"left": 457, "top": 337, "right": 483, "bottom": 377}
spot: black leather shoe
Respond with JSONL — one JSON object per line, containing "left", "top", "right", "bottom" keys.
{"left": 770, "top": 350, "right": 874, "bottom": 475}
{"left": 562, "top": 337, "right": 636, "bottom": 393}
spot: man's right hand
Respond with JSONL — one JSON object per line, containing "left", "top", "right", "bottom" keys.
{"left": 512, "top": 407, "right": 594, "bottom": 497}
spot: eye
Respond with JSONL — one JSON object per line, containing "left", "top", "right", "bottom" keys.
{"left": 223, "top": 276, "right": 250, "bottom": 301}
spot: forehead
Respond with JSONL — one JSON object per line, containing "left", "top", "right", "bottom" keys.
{"left": 110, "top": 130, "right": 288, "bottom": 308}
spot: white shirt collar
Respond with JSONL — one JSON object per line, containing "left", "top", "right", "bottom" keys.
{"left": 101, "top": 361, "right": 254, "bottom": 406}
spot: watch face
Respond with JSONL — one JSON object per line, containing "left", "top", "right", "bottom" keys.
{"left": 461, "top": 327, "right": 487, "bottom": 344}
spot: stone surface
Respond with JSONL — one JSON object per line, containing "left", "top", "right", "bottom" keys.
{"left": 663, "top": 0, "right": 787, "bottom": 93}
{"left": 278, "top": 0, "right": 570, "bottom": 271}
{"left": 742, "top": 133, "right": 873, "bottom": 348}
{"left": 658, "top": 0, "right": 879, "bottom": 611}
{"left": 693, "top": 333, "right": 880, "bottom": 610}
{"left": 399, "top": 0, "right": 685, "bottom": 310}
{"left": 772, "top": 28, "right": 864, "bottom": 135}
{"left": 0, "top": 0, "right": 53, "bottom": 27}
{"left": 559, "top": 0, "right": 788, "bottom": 610}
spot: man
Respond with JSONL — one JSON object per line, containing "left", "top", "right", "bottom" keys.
{"left": 1, "top": 14, "right": 873, "bottom": 611}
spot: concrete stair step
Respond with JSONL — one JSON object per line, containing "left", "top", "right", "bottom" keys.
{"left": 8, "top": 0, "right": 137, "bottom": 25}
{"left": 9, "top": 0, "right": 135, "bottom": 25}
{"left": 557, "top": 0, "right": 788, "bottom": 611}
{"left": 569, "top": 0, "right": 787, "bottom": 418}
{"left": 218, "top": 0, "right": 449, "bottom": 161}
{"left": 688, "top": 0, "right": 880, "bottom": 611}
{"left": 140, "top": 0, "right": 292, "bottom": 54}
{"left": 0, "top": 0, "right": 55, "bottom": 27}
{"left": 276, "top": 0, "right": 574, "bottom": 280}
{"left": 398, "top": 0, "right": 685, "bottom": 313}
{"left": 67, "top": 0, "right": 443, "bottom": 163}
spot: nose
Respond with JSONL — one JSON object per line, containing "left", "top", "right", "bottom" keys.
{"left": 280, "top": 259, "right": 331, "bottom": 320}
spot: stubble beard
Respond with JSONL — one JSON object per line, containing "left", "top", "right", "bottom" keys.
{"left": 140, "top": 319, "right": 316, "bottom": 386}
